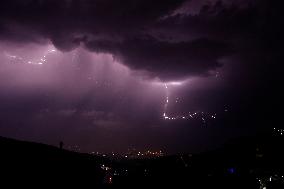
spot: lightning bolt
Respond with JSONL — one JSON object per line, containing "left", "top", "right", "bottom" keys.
{"left": 163, "top": 83, "right": 169, "bottom": 119}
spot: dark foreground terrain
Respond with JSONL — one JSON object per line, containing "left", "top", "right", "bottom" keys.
{"left": 1, "top": 132, "right": 283, "bottom": 189}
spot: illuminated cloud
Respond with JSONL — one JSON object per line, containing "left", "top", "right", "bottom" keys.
{"left": 0, "top": 0, "right": 281, "bottom": 153}
{"left": 0, "top": 0, "right": 235, "bottom": 80}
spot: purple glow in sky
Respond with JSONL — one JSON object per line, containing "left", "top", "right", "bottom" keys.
{"left": 0, "top": 0, "right": 281, "bottom": 154}
{"left": 0, "top": 41, "right": 228, "bottom": 153}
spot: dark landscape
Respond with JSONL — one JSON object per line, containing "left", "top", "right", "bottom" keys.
{"left": 0, "top": 1, "right": 283, "bottom": 188}
{"left": 1, "top": 128, "right": 283, "bottom": 188}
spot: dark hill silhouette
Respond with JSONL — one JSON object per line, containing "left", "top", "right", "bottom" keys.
{"left": 0, "top": 136, "right": 105, "bottom": 188}
{"left": 0, "top": 136, "right": 99, "bottom": 161}
{"left": 1, "top": 134, "right": 283, "bottom": 188}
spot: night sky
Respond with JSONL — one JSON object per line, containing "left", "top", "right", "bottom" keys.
{"left": 0, "top": 0, "right": 282, "bottom": 154}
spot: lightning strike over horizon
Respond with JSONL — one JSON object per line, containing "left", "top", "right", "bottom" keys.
{"left": 163, "top": 83, "right": 169, "bottom": 119}
{"left": 161, "top": 81, "right": 219, "bottom": 124}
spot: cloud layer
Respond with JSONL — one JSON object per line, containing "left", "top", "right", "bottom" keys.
{"left": 0, "top": 0, "right": 270, "bottom": 80}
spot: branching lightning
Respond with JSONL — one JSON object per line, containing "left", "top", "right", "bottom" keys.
{"left": 163, "top": 83, "right": 169, "bottom": 119}
{"left": 162, "top": 81, "right": 219, "bottom": 124}
{"left": 4, "top": 47, "right": 57, "bottom": 65}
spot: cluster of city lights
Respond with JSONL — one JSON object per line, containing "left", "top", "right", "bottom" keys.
{"left": 101, "top": 164, "right": 111, "bottom": 171}
{"left": 273, "top": 128, "right": 284, "bottom": 136}
{"left": 257, "top": 175, "right": 284, "bottom": 189}
{"left": 123, "top": 149, "right": 165, "bottom": 159}
{"left": 90, "top": 150, "right": 164, "bottom": 159}
{"left": 136, "top": 150, "right": 164, "bottom": 157}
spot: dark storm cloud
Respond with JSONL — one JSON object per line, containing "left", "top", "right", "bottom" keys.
{"left": 85, "top": 37, "right": 229, "bottom": 80}
{"left": 0, "top": 0, "right": 185, "bottom": 46}
{"left": 0, "top": 0, "right": 263, "bottom": 80}
{"left": 0, "top": 0, "right": 282, "bottom": 153}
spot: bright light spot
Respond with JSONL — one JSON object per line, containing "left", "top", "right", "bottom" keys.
{"left": 167, "top": 81, "right": 183, "bottom": 86}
